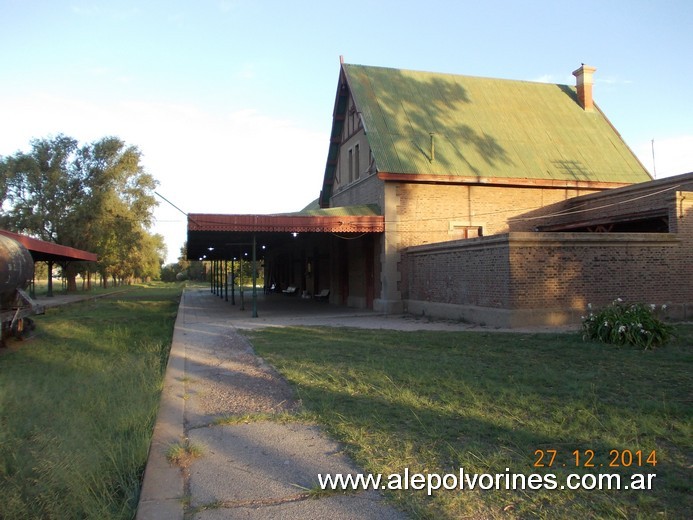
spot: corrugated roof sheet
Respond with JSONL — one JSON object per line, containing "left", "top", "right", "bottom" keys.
{"left": 287, "top": 204, "right": 381, "bottom": 217}
{"left": 342, "top": 64, "right": 651, "bottom": 184}
{"left": 0, "top": 229, "right": 98, "bottom": 262}
{"left": 188, "top": 209, "right": 383, "bottom": 233}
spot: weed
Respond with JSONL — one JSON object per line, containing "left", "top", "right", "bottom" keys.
{"left": 213, "top": 411, "right": 299, "bottom": 426}
{"left": 166, "top": 439, "right": 204, "bottom": 468}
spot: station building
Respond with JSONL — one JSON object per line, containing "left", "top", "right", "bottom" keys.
{"left": 187, "top": 62, "right": 692, "bottom": 326}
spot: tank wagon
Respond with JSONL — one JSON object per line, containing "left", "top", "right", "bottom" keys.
{"left": 1, "top": 234, "right": 44, "bottom": 346}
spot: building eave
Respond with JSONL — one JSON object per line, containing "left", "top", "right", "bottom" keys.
{"left": 0, "top": 229, "right": 98, "bottom": 262}
{"left": 376, "top": 172, "right": 632, "bottom": 190}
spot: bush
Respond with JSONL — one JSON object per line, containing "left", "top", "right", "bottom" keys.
{"left": 582, "top": 299, "right": 672, "bottom": 349}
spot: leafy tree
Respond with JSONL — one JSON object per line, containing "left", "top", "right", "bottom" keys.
{"left": 0, "top": 135, "right": 81, "bottom": 241}
{"left": 0, "top": 135, "right": 161, "bottom": 290}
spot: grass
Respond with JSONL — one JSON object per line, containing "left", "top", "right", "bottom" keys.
{"left": 30, "top": 279, "right": 132, "bottom": 298}
{"left": 0, "top": 282, "right": 183, "bottom": 519}
{"left": 166, "top": 440, "right": 204, "bottom": 468}
{"left": 247, "top": 324, "right": 693, "bottom": 519}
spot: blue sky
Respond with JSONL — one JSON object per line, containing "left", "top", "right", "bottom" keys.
{"left": 1, "top": 0, "right": 691, "bottom": 263}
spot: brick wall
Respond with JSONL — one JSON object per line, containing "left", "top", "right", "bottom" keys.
{"left": 403, "top": 231, "right": 691, "bottom": 326}
{"left": 331, "top": 173, "right": 384, "bottom": 208}
{"left": 507, "top": 233, "right": 684, "bottom": 308}
{"left": 393, "top": 182, "right": 600, "bottom": 248}
{"left": 403, "top": 235, "right": 511, "bottom": 308}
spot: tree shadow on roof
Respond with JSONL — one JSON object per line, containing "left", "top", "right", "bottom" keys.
{"left": 552, "top": 159, "right": 594, "bottom": 182}
{"left": 351, "top": 65, "right": 513, "bottom": 174}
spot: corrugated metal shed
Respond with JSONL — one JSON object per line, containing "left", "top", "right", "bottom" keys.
{"left": 186, "top": 206, "right": 384, "bottom": 260}
{"left": 0, "top": 229, "right": 98, "bottom": 262}
{"left": 340, "top": 63, "right": 651, "bottom": 184}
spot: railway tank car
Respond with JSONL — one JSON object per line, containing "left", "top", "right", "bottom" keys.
{"left": 1, "top": 234, "right": 43, "bottom": 346}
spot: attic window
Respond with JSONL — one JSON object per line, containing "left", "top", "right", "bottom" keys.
{"left": 348, "top": 148, "right": 353, "bottom": 183}
{"left": 354, "top": 144, "right": 360, "bottom": 181}
{"left": 348, "top": 106, "right": 357, "bottom": 135}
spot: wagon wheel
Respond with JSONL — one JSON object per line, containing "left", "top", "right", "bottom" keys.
{"left": 11, "top": 317, "right": 35, "bottom": 341}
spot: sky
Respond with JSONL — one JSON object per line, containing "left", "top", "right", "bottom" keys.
{"left": 1, "top": 0, "right": 691, "bottom": 264}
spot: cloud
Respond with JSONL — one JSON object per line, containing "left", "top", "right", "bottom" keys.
{"left": 0, "top": 93, "right": 328, "bottom": 262}
{"left": 531, "top": 73, "right": 574, "bottom": 85}
{"left": 633, "top": 135, "right": 693, "bottom": 178}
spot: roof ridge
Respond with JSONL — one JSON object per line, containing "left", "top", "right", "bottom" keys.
{"left": 343, "top": 62, "right": 574, "bottom": 88}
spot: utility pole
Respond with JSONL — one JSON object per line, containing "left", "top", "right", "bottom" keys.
{"left": 651, "top": 139, "right": 657, "bottom": 179}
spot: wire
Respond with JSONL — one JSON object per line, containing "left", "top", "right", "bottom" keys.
{"left": 154, "top": 191, "right": 189, "bottom": 218}
{"left": 507, "top": 184, "right": 681, "bottom": 223}
{"left": 331, "top": 232, "right": 368, "bottom": 240}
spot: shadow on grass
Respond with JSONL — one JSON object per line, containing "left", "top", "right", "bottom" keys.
{"left": 249, "top": 326, "right": 692, "bottom": 519}
{"left": 0, "top": 285, "right": 181, "bottom": 519}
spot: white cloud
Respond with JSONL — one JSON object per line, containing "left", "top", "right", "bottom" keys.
{"left": 531, "top": 73, "right": 575, "bottom": 85}
{"left": 633, "top": 135, "right": 693, "bottom": 179}
{"left": 0, "top": 93, "right": 327, "bottom": 263}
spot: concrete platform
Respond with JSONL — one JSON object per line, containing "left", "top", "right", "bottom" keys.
{"left": 136, "top": 288, "right": 413, "bottom": 520}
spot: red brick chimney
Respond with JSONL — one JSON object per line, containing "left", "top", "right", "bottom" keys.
{"left": 572, "top": 64, "right": 597, "bottom": 111}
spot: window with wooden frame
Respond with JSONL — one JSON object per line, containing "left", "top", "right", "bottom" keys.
{"left": 348, "top": 148, "right": 354, "bottom": 184}
{"left": 354, "top": 144, "right": 360, "bottom": 181}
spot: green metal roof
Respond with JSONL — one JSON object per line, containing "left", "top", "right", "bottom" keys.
{"left": 286, "top": 203, "right": 381, "bottom": 217}
{"left": 341, "top": 64, "right": 651, "bottom": 184}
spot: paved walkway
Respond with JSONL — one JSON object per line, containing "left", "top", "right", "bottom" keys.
{"left": 135, "top": 288, "right": 417, "bottom": 520}
{"left": 34, "top": 286, "right": 575, "bottom": 518}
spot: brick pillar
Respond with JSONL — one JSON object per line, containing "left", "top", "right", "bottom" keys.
{"left": 374, "top": 182, "right": 403, "bottom": 313}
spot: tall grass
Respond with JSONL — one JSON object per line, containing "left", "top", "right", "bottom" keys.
{"left": 249, "top": 325, "right": 693, "bottom": 519}
{"left": 0, "top": 283, "right": 182, "bottom": 519}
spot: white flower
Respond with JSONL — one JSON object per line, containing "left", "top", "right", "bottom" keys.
{"left": 604, "top": 321, "right": 609, "bottom": 327}
{"left": 618, "top": 325, "right": 626, "bottom": 334}
{"left": 650, "top": 304, "right": 656, "bottom": 310}
{"left": 662, "top": 304, "right": 667, "bottom": 310}
{"left": 616, "top": 297, "right": 623, "bottom": 303}
{"left": 587, "top": 303, "right": 592, "bottom": 310}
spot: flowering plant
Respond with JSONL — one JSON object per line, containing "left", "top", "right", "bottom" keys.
{"left": 581, "top": 299, "right": 672, "bottom": 349}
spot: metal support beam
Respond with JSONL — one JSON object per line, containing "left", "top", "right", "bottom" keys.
{"left": 239, "top": 253, "right": 245, "bottom": 311}
{"left": 219, "top": 259, "right": 224, "bottom": 299}
{"left": 231, "top": 258, "right": 235, "bottom": 305}
{"left": 252, "top": 234, "right": 258, "bottom": 318}
{"left": 224, "top": 259, "right": 228, "bottom": 302}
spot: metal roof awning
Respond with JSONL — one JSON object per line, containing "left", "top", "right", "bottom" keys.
{"left": 0, "top": 230, "right": 98, "bottom": 262}
{"left": 187, "top": 211, "right": 384, "bottom": 260}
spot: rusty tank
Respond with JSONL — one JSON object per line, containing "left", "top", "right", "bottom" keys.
{"left": 1, "top": 233, "right": 35, "bottom": 307}
{"left": 1, "top": 234, "right": 42, "bottom": 345}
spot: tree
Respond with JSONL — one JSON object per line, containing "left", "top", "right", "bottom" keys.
{"left": 0, "top": 135, "right": 161, "bottom": 290}
{"left": 73, "top": 137, "right": 159, "bottom": 287}
{"left": 0, "top": 135, "right": 81, "bottom": 241}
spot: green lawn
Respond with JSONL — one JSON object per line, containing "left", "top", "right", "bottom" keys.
{"left": 248, "top": 325, "right": 692, "bottom": 519}
{"left": 0, "top": 283, "right": 182, "bottom": 519}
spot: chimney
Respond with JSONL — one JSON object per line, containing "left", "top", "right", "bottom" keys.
{"left": 572, "top": 64, "right": 597, "bottom": 111}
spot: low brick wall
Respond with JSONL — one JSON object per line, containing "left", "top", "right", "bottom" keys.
{"left": 403, "top": 232, "right": 691, "bottom": 327}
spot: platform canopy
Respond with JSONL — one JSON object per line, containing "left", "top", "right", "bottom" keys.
{"left": 186, "top": 206, "right": 384, "bottom": 260}
{"left": 0, "top": 230, "right": 98, "bottom": 262}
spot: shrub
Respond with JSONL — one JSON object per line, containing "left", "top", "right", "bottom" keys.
{"left": 582, "top": 299, "right": 672, "bottom": 349}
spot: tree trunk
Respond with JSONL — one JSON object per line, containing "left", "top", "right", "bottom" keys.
{"left": 64, "top": 262, "right": 78, "bottom": 292}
